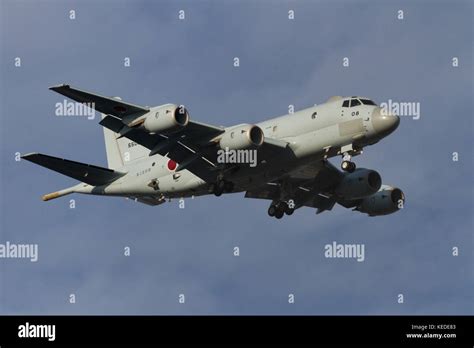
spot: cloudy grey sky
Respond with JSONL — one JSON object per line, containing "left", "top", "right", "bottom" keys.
{"left": 0, "top": 0, "right": 472, "bottom": 314}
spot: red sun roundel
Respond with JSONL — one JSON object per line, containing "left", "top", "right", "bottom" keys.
{"left": 167, "top": 159, "right": 177, "bottom": 171}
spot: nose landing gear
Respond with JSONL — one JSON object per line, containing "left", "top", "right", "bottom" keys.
{"left": 341, "top": 153, "right": 356, "bottom": 173}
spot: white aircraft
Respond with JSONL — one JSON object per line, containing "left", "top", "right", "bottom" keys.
{"left": 23, "top": 85, "right": 405, "bottom": 219}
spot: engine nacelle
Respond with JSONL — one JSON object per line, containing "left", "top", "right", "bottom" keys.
{"left": 142, "top": 104, "right": 189, "bottom": 133}
{"left": 219, "top": 124, "right": 264, "bottom": 150}
{"left": 334, "top": 168, "right": 382, "bottom": 200}
{"left": 356, "top": 185, "right": 405, "bottom": 216}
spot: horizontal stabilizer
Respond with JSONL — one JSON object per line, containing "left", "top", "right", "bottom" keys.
{"left": 22, "top": 153, "right": 125, "bottom": 186}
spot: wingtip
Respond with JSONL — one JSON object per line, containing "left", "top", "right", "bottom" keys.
{"left": 21, "top": 152, "right": 39, "bottom": 159}
{"left": 49, "top": 84, "right": 70, "bottom": 91}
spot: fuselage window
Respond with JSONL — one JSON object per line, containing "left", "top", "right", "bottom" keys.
{"left": 311, "top": 112, "right": 317, "bottom": 119}
{"left": 273, "top": 125, "right": 278, "bottom": 132}
{"left": 342, "top": 100, "right": 349, "bottom": 107}
{"left": 350, "top": 99, "right": 361, "bottom": 107}
{"left": 360, "top": 99, "right": 377, "bottom": 106}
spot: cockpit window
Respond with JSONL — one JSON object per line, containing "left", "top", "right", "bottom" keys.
{"left": 350, "top": 99, "right": 361, "bottom": 107}
{"left": 360, "top": 99, "right": 377, "bottom": 106}
{"left": 344, "top": 98, "right": 375, "bottom": 107}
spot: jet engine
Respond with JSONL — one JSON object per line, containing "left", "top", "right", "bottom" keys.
{"left": 334, "top": 169, "right": 382, "bottom": 200}
{"left": 219, "top": 124, "right": 264, "bottom": 150}
{"left": 142, "top": 104, "right": 189, "bottom": 133}
{"left": 356, "top": 185, "right": 405, "bottom": 216}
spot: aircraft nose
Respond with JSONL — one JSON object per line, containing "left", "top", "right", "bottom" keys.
{"left": 371, "top": 107, "right": 400, "bottom": 135}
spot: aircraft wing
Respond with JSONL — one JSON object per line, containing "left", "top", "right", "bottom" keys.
{"left": 50, "top": 84, "right": 293, "bottom": 183}
{"left": 50, "top": 84, "right": 224, "bottom": 138}
{"left": 110, "top": 127, "right": 293, "bottom": 183}
{"left": 245, "top": 160, "right": 343, "bottom": 214}
{"left": 50, "top": 84, "right": 149, "bottom": 119}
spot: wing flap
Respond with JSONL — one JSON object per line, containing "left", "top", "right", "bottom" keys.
{"left": 99, "top": 115, "right": 125, "bottom": 133}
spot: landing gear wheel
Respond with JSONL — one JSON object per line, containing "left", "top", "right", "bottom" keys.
{"left": 348, "top": 162, "right": 356, "bottom": 173}
{"left": 268, "top": 205, "right": 277, "bottom": 217}
{"left": 213, "top": 180, "right": 225, "bottom": 196}
{"left": 274, "top": 209, "right": 284, "bottom": 219}
{"left": 341, "top": 160, "right": 356, "bottom": 173}
{"left": 341, "top": 160, "right": 350, "bottom": 171}
{"left": 269, "top": 201, "right": 295, "bottom": 219}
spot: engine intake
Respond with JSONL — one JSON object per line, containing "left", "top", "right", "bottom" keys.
{"left": 219, "top": 124, "right": 264, "bottom": 150}
{"left": 142, "top": 104, "right": 189, "bottom": 133}
{"left": 334, "top": 168, "right": 381, "bottom": 200}
{"left": 356, "top": 185, "right": 405, "bottom": 216}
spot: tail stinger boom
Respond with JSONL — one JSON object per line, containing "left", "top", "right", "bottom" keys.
{"left": 41, "top": 183, "right": 94, "bottom": 201}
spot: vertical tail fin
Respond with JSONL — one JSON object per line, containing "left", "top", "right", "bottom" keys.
{"left": 102, "top": 113, "right": 124, "bottom": 169}
{"left": 101, "top": 111, "right": 150, "bottom": 169}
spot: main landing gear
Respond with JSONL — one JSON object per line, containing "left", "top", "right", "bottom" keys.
{"left": 341, "top": 152, "right": 356, "bottom": 173}
{"left": 267, "top": 201, "right": 295, "bottom": 219}
{"left": 209, "top": 180, "right": 234, "bottom": 196}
